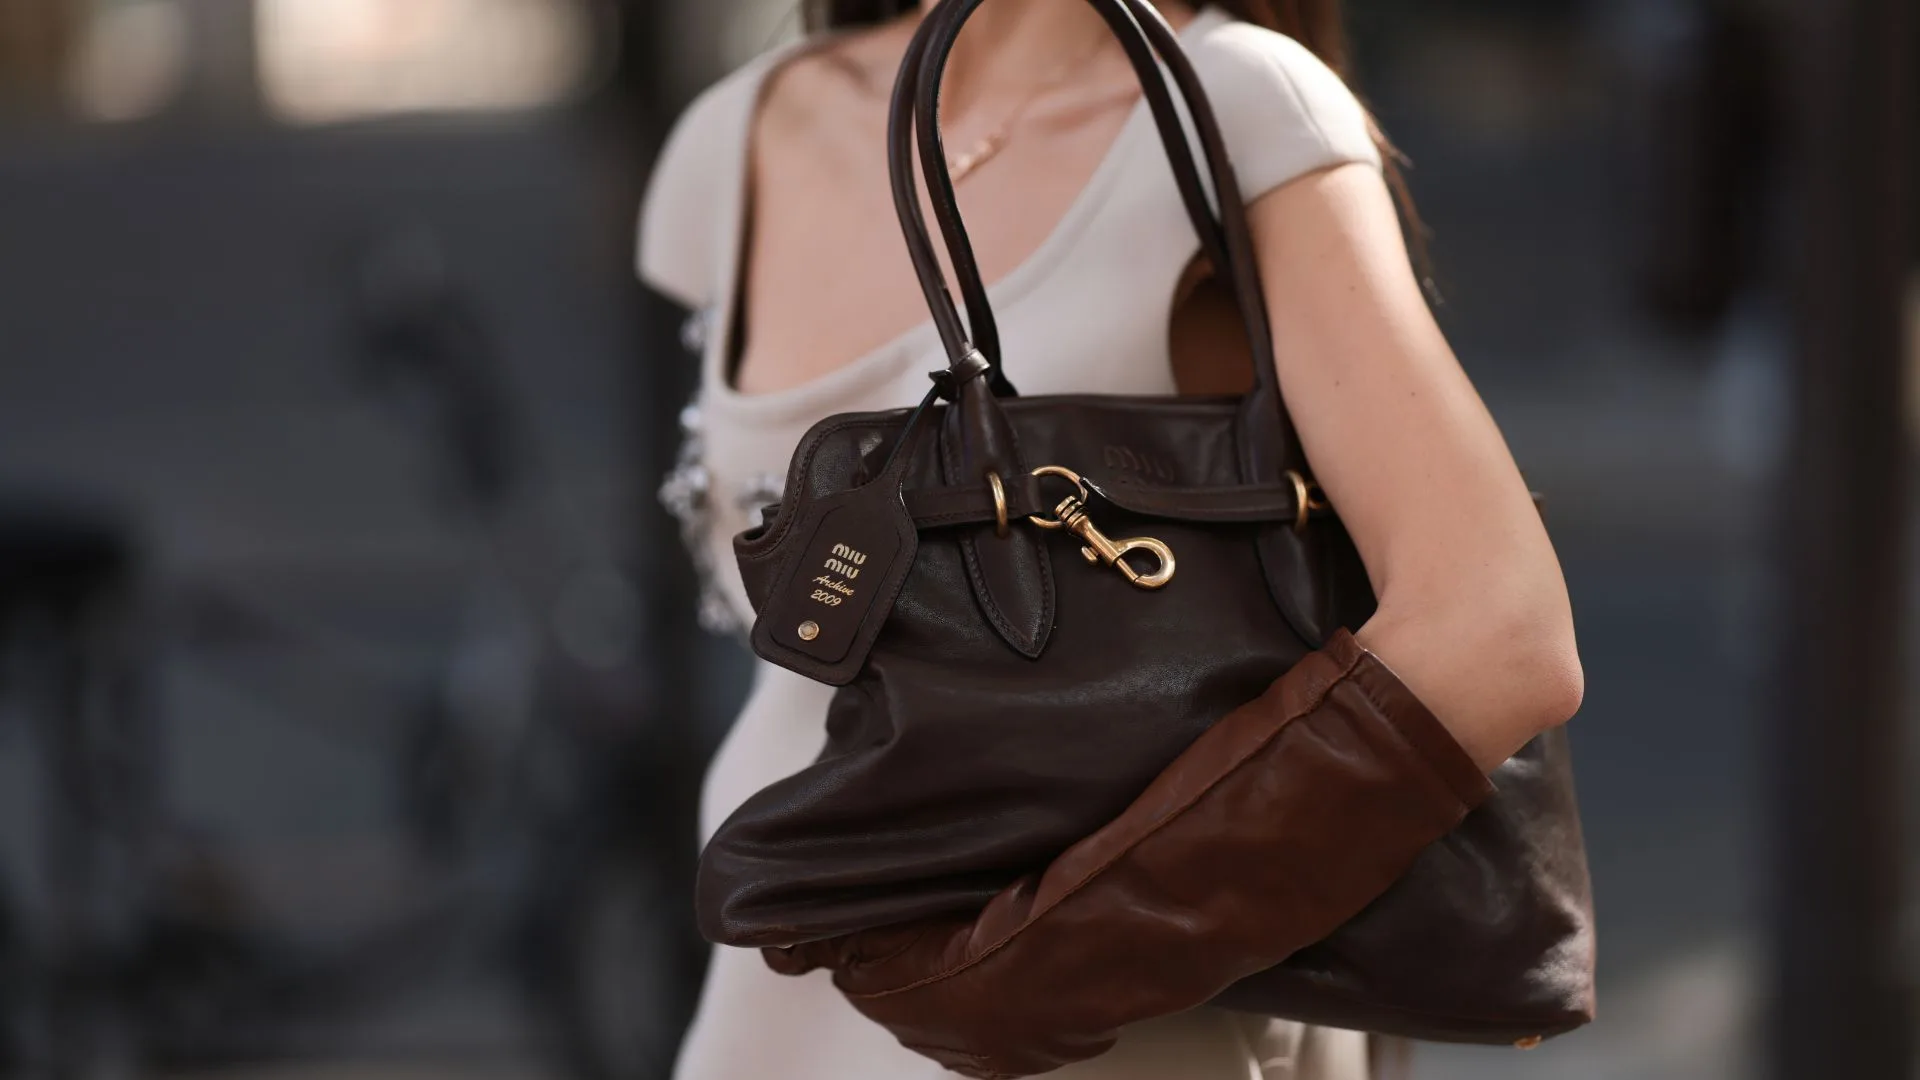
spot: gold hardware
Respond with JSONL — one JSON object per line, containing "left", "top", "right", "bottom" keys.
{"left": 1028, "top": 466, "right": 1175, "bottom": 590}
{"left": 1285, "top": 469, "right": 1329, "bottom": 534}
{"left": 797, "top": 620, "right": 820, "bottom": 641}
{"left": 1513, "top": 1037, "right": 1543, "bottom": 1050}
{"left": 985, "top": 470, "right": 1010, "bottom": 538}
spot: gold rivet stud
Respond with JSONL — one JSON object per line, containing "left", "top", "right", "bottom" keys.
{"left": 797, "top": 620, "right": 820, "bottom": 642}
{"left": 1514, "top": 1037, "right": 1543, "bottom": 1050}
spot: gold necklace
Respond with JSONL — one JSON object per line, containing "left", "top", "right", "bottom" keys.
{"left": 942, "top": 31, "right": 1111, "bottom": 184}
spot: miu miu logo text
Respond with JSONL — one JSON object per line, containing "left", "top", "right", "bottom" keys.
{"left": 809, "top": 543, "right": 868, "bottom": 608}
{"left": 823, "top": 543, "right": 866, "bottom": 579}
{"left": 1103, "top": 444, "right": 1175, "bottom": 481}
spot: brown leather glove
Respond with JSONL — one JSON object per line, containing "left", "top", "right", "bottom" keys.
{"left": 764, "top": 628, "right": 1495, "bottom": 1079}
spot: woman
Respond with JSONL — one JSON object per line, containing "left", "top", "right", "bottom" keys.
{"left": 642, "top": 1, "right": 1582, "bottom": 1077}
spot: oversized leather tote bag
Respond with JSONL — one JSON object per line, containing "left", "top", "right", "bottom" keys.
{"left": 698, "top": 0, "right": 1595, "bottom": 1045}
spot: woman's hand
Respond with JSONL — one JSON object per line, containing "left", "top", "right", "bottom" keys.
{"left": 1249, "top": 162, "right": 1584, "bottom": 771}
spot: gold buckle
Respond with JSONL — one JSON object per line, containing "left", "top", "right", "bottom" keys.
{"left": 1286, "top": 469, "right": 1329, "bottom": 534}
{"left": 1028, "top": 466, "right": 1175, "bottom": 590}
{"left": 985, "top": 470, "right": 1010, "bottom": 539}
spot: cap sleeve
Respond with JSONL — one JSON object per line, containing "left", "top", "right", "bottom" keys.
{"left": 1186, "top": 19, "right": 1382, "bottom": 204}
{"left": 638, "top": 76, "right": 748, "bottom": 309}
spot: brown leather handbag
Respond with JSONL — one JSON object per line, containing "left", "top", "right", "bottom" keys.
{"left": 698, "top": 0, "right": 1595, "bottom": 1046}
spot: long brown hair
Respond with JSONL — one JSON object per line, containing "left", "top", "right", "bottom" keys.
{"left": 802, "top": 0, "right": 1428, "bottom": 277}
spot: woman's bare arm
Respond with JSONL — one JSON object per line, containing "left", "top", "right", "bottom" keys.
{"left": 1249, "top": 162, "right": 1583, "bottom": 771}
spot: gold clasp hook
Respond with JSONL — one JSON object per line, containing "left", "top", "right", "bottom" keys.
{"left": 1027, "top": 466, "right": 1176, "bottom": 590}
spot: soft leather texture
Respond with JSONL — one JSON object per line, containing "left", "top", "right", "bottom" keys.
{"left": 707, "top": 0, "right": 1596, "bottom": 1052}
{"left": 718, "top": 397, "right": 1597, "bottom": 1044}
{"left": 765, "top": 631, "right": 1507, "bottom": 1078}
{"left": 942, "top": 376, "right": 1055, "bottom": 658}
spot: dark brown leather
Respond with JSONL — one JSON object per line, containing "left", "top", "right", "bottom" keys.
{"left": 766, "top": 631, "right": 1501, "bottom": 1078}
{"left": 906, "top": 0, "right": 1353, "bottom": 648}
{"left": 902, "top": 474, "right": 1330, "bottom": 528}
{"left": 942, "top": 374, "right": 1055, "bottom": 658}
{"left": 705, "top": 0, "right": 1597, "bottom": 1051}
{"left": 716, "top": 397, "right": 1597, "bottom": 1044}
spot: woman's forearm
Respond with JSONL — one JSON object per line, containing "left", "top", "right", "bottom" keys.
{"left": 1355, "top": 579, "right": 1584, "bottom": 773}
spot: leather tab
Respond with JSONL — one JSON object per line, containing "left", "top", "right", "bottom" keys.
{"left": 942, "top": 380, "right": 1054, "bottom": 659}
{"left": 746, "top": 479, "right": 918, "bottom": 686}
{"left": 929, "top": 347, "right": 994, "bottom": 401}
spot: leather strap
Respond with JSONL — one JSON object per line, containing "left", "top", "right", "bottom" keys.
{"left": 1120, "top": 3, "right": 1301, "bottom": 483}
{"left": 888, "top": 0, "right": 1332, "bottom": 652}
{"left": 904, "top": 472, "right": 1045, "bottom": 528}
{"left": 897, "top": 0, "right": 1236, "bottom": 382}
{"left": 1087, "top": 479, "right": 1324, "bottom": 524}
{"left": 894, "top": 0, "right": 1280, "bottom": 424}
{"left": 887, "top": 11, "right": 1017, "bottom": 397}
{"left": 901, "top": 478, "right": 1540, "bottom": 530}
{"left": 902, "top": 478, "right": 1331, "bottom": 530}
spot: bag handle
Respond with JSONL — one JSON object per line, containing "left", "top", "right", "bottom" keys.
{"left": 889, "top": 0, "right": 1237, "bottom": 388}
{"left": 889, "top": 0, "right": 1297, "bottom": 487}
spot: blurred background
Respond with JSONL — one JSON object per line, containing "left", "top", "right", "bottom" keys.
{"left": 0, "top": 0, "right": 1911, "bottom": 1078}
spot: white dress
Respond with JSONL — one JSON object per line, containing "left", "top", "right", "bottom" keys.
{"left": 641, "top": 9, "right": 1383, "bottom": 1079}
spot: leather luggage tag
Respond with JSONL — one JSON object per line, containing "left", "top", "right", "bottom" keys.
{"left": 748, "top": 479, "right": 918, "bottom": 686}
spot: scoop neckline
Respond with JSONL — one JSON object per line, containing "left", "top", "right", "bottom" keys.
{"left": 702, "top": 6, "right": 1230, "bottom": 420}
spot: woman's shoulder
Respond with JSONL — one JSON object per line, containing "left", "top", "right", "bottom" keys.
{"left": 1178, "top": 9, "right": 1382, "bottom": 198}
{"left": 637, "top": 26, "right": 901, "bottom": 307}
{"left": 636, "top": 57, "right": 767, "bottom": 307}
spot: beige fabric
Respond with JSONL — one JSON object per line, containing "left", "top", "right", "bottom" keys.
{"left": 642, "top": 8, "right": 1382, "bottom": 1078}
